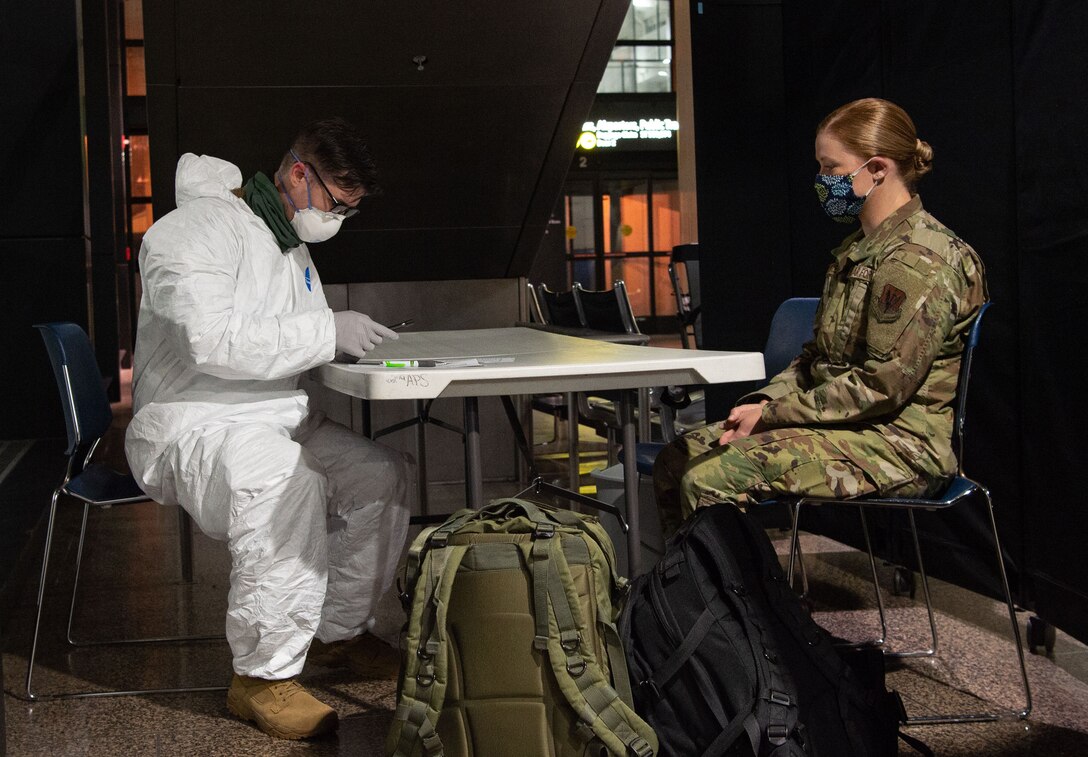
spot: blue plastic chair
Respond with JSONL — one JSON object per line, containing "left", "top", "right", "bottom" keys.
{"left": 24, "top": 322, "right": 224, "bottom": 700}
{"left": 778, "top": 303, "right": 1031, "bottom": 724}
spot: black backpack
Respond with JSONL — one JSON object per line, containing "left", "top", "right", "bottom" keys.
{"left": 618, "top": 503, "right": 907, "bottom": 757}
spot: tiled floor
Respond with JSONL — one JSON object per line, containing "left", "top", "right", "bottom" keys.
{"left": 6, "top": 496, "right": 1088, "bottom": 756}
{"left": 4, "top": 370, "right": 1088, "bottom": 755}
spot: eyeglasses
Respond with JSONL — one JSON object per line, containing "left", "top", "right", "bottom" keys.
{"left": 303, "top": 162, "right": 360, "bottom": 218}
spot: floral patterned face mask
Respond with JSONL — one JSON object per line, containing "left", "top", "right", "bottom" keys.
{"left": 814, "top": 158, "right": 874, "bottom": 223}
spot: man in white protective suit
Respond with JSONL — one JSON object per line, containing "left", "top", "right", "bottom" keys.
{"left": 125, "top": 118, "right": 412, "bottom": 740}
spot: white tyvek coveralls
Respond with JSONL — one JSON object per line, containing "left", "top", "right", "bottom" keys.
{"left": 125, "top": 154, "right": 411, "bottom": 680}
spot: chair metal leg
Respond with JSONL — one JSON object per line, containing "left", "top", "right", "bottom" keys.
{"left": 24, "top": 488, "right": 63, "bottom": 701}
{"left": 887, "top": 509, "right": 938, "bottom": 659}
{"left": 855, "top": 507, "right": 890, "bottom": 648}
{"left": 982, "top": 485, "right": 1033, "bottom": 720}
{"left": 904, "top": 485, "right": 1032, "bottom": 725}
{"left": 14, "top": 495, "right": 227, "bottom": 701}
{"left": 785, "top": 500, "right": 810, "bottom": 598}
{"left": 66, "top": 503, "right": 223, "bottom": 647}
{"left": 65, "top": 502, "right": 91, "bottom": 643}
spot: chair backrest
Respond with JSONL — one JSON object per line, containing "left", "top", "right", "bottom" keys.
{"left": 763, "top": 298, "right": 820, "bottom": 379}
{"left": 35, "top": 322, "right": 113, "bottom": 456}
{"left": 669, "top": 243, "right": 702, "bottom": 348}
{"left": 537, "top": 284, "right": 584, "bottom": 328}
{"left": 526, "top": 282, "right": 546, "bottom": 323}
{"left": 573, "top": 280, "right": 640, "bottom": 334}
{"left": 952, "top": 301, "right": 990, "bottom": 470}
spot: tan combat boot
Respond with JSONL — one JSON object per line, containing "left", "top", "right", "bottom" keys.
{"left": 308, "top": 633, "right": 402, "bottom": 679}
{"left": 226, "top": 674, "right": 338, "bottom": 740}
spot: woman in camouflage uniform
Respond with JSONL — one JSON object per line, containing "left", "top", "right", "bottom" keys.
{"left": 654, "top": 98, "right": 988, "bottom": 537}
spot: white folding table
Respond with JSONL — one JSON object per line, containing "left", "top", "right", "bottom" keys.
{"left": 310, "top": 326, "right": 764, "bottom": 573}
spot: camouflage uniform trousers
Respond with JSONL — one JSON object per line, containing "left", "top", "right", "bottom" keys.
{"left": 653, "top": 423, "right": 946, "bottom": 539}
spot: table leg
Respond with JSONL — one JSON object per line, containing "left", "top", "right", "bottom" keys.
{"left": 414, "top": 399, "right": 429, "bottom": 515}
{"left": 464, "top": 396, "right": 483, "bottom": 507}
{"left": 619, "top": 392, "right": 641, "bottom": 576}
{"left": 638, "top": 386, "right": 651, "bottom": 441}
{"left": 500, "top": 395, "right": 540, "bottom": 482}
{"left": 566, "top": 392, "right": 580, "bottom": 494}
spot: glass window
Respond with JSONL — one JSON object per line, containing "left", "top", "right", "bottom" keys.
{"left": 123, "top": 0, "right": 144, "bottom": 40}
{"left": 566, "top": 190, "right": 595, "bottom": 288}
{"left": 126, "top": 47, "right": 146, "bottom": 96}
{"left": 602, "top": 180, "right": 650, "bottom": 312}
{"left": 599, "top": 1, "right": 672, "bottom": 93}
{"left": 603, "top": 256, "right": 648, "bottom": 316}
{"left": 128, "top": 134, "right": 152, "bottom": 197}
{"left": 598, "top": 45, "right": 672, "bottom": 93}
{"left": 619, "top": 0, "right": 672, "bottom": 41}
{"left": 131, "top": 202, "right": 154, "bottom": 235}
{"left": 652, "top": 180, "right": 680, "bottom": 252}
{"left": 654, "top": 256, "right": 677, "bottom": 317}
{"left": 602, "top": 180, "right": 649, "bottom": 255}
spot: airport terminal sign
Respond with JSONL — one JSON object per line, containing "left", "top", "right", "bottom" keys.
{"left": 576, "top": 117, "right": 679, "bottom": 150}
{"left": 576, "top": 94, "right": 679, "bottom": 153}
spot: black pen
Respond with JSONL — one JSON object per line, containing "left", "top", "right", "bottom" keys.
{"left": 388, "top": 319, "right": 415, "bottom": 331}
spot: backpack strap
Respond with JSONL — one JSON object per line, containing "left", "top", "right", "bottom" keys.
{"left": 642, "top": 605, "right": 716, "bottom": 695}
{"left": 526, "top": 533, "right": 658, "bottom": 757}
{"left": 424, "top": 507, "right": 479, "bottom": 548}
{"left": 600, "top": 620, "right": 635, "bottom": 707}
{"left": 387, "top": 542, "right": 468, "bottom": 757}
{"left": 402, "top": 524, "right": 442, "bottom": 604}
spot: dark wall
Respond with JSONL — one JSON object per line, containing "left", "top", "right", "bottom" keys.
{"left": 691, "top": 0, "right": 1088, "bottom": 640}
{"left": 0, "top": 0, "right": 126, "bottom": 439}
{"left": 1013, "top": 0, "right": 1088, "bottom": 642}
{"left": 144, "top": 0, "right": 629, "bottom": 283}
{"left": 1, "top": 0, "right": 89, "bottom": 438}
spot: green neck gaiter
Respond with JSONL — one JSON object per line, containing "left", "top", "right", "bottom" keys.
{"left": 242, "top": 172, "right": 302, "bottom": 253}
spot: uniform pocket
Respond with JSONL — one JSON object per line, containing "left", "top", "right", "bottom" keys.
{"left": 825, "top": 266, "right": 872, "bottom": 362}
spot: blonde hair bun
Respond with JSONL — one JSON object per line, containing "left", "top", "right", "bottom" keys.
{"left": 914, "top": 138, "right": 934, "bottom": 177}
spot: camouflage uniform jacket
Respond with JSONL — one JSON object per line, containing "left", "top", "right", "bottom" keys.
{"left": 746, "top": 195, "right": 988, "bottom": 481}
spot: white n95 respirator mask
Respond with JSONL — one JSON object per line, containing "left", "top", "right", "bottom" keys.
{"left": 290, "top": 207, "right": 345, "bottom": 243}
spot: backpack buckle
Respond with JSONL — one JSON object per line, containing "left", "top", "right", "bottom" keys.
{"left": 767, "top": 724, "right": 789, "bottom": 745}
{"left": 769, "top": 690, "right": 791, "bottom": 707}
{"left": 417, "top": 640, "right": 439, "bottom": 660}
{"left": 566, "top": 655, "right": 587, "bottom": 676}
{"left": 638, "top": 679, "right": 661, "bottom": 700}
{"left": 534, "top": 522, "right": 556, "bottom": 539}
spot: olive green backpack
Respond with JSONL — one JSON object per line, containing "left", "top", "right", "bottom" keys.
{"left": 386, "top": 498, "right": 658, "bottom": 757}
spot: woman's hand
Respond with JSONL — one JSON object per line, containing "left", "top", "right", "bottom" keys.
{"left": 718, "top": 401, "right": 768, "bottom": 446}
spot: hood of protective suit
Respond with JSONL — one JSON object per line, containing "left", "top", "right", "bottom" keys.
{"left": 174, "top": 153, "right": 244, "bottom": 207}
{"left": 127, "top": 150, "right": 338, "bottom": 510}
